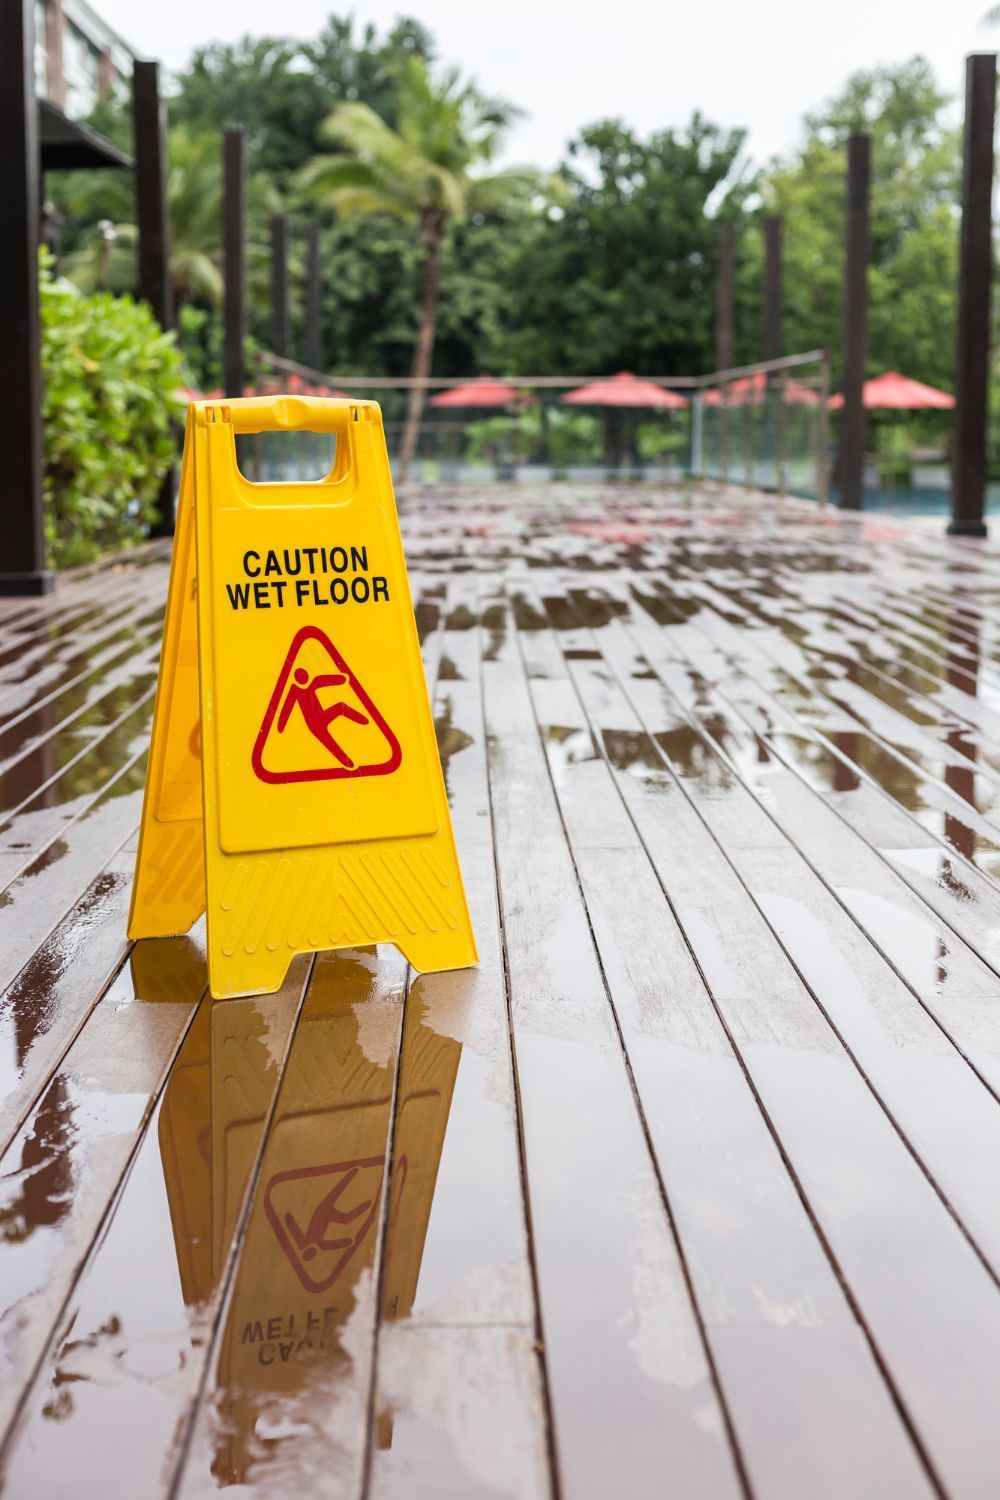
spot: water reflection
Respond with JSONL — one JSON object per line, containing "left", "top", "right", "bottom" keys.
{"left": 0, "top": 934, "right": 207, "bottom": 1468}
{"left": 185, "top": 950, "right": 462, "bottom": 1494}
{"left": 0, "top": 950, "right": 299, "bottom": 1494}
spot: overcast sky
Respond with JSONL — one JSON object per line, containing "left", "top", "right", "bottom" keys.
{"left": 97, "top": 0, "right": 996, "bottom": 171}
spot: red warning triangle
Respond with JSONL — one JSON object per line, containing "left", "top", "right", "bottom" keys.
{"left": 251, "top": 625, "right": 401, "bottom": 785}
{"left": 263, "top": 1158, "right": 384, "bottom": 1293}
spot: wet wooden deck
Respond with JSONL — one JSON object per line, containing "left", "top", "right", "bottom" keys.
{"left": 4, "top": 485, "right": 1000, "bottom": 1498}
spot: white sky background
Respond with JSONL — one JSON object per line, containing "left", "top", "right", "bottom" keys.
{"left": 97, "top": 0, "right": 995, "bottom": 171}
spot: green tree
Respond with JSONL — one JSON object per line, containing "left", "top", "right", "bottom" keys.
{"left": 299, "top": 56, "right": 538, "bottom": 473}
{"left": 171, "top": 16, "right": 434, "bottom": 176}
{"left": 737, "top": 57, "right": 960, "bottom": 391}
{"left": 312, "top": 211, "right": 534, "bottom": 378}
{"left": 40, "top": 254, "right": 183, "bottom": 565}
{"left": 52, "top": 124, "right": 290, "bottom": 385}
{"left": 497, "top": 116, "right": 754, "bottom": 377}
{"left": 56, "top": 128, "right": 225, "bottom": 305}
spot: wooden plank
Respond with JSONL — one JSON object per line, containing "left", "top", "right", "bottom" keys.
{"left": 370, "top": 1327, "right": 549, "bottom": 1500}
{"left": 0, "top": 621, "right": 161, "bottom": 762}
{"left": 0, "top": 691, "right": 154, "bottom": 859}
{"left": 541, "top": 572, "right": 1000, "bottom": 1494}
{"left": 171, "top": 947, "right": 410, "bottom": 1498}
{"left": 596, "top": 612, "right": 1000, "bottom": 1276}
{"left": 0, "top": 592, "right": 165, "bottom": 723}
{"left": 482, "top": 583, "right": 747, "bottom": 1500}
{"left": 0, "top": 568, "right": 157, "bottom": 674}
{"left": 0, "top": 753, "right": 145, "bottom": 992}
{"left": 0, "top": 851, "right": 133, "bottom": 1155}
{"left": 0, "top": 934, "right": 205, "bottom": 1441}
{"left": 516, "top": 577, "right": 944, "bottom": 1494}
{"left": 367, "top": 586, "right": 548, "bottom": 1494}
{"left": 732, "top": 589, "right": 1000, "bottom": 838}
{"left": 652, "top": 588, "right": 1000, "bottom": 1011}
{"left": 0, "top": 642, "right": 159, "bottom": 808}
{"left": 377, "top": 601, "right": 533, "bottom": 1329}
{"left": 0, "top": 957, "right": 310, "bottom": 1489}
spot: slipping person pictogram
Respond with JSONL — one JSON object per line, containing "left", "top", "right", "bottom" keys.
{"left": 263, "top": 1158, "right": 384, "bottom": 1293}
{"left": 252, "top": 625, "right": 402, "bottom": 785}
{"left": 277, "top": 668, "right": 368, "bottom": 769}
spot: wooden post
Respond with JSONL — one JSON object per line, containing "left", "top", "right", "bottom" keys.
{"left": 306, "top": 222, "right": 322, "bottom": 372}
{"left": 223, "top": 128, "right": 245, "bottom": 399}
{"left": 763, "top": 215, "right": 782, "bottom": 364}
{"left": 717, "top": 223, "right": 735, "bottom": 483}
{"left": 817, "top": 351, "right": 831, "bottom": 508}
{"left": 764, "top": 215, "right": 783, "bottom": 492}
{"left": 270, "top": 214, "right": 290, "bottom": 361}
{"left": 133, "top": 63, "right": 173, "bottom": 331}
{"left": 839, "top": 133, "right": 870, "bottom": 511}
{"left": 0, "top": 0, "right": 52, "bottom": 594}
{"left": 133, "top": 60, "right": 175, "bottom": 537}
{"left": 949, "top": 53, "right": 997, "bottom": 538}
{"left": 716, "top": 223, "right": 735, "bottom": 373}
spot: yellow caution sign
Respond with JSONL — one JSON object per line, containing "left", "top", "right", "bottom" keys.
{"left": 129, "top": 396, "right": 476, "bottom": 998}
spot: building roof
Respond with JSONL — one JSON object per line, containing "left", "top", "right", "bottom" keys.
{"left": 39, "top": 98, "right": 133, "bottom": 171}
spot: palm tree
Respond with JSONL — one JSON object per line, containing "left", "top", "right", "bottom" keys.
{"left": 58, "top": 129, "right": 225, "bottom": 304}
{"left": 56, "top": 128, "right": 288, "bottom": 319}
{"left": 299, "top": 57, "right": 536, "bottom": 476}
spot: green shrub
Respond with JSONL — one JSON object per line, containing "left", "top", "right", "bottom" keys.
{"left": 40, "top": 253, "right": 183, "bottom": 566}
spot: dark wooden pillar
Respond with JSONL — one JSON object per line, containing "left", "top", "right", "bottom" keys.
{"left": 715, "top": 224, "right": 735, "bottom": 481}
{"left": 270, "top": 214, "right": 289, "bottom": 360}
{"left": 716, "top": 223, "right": 735, "bottom": 372}
{"left": 306, "top": 222, "right": 322, "bottom": 372}
{"left": 0, "top": 0, "right": 52, "bottom": 594}
{"left": 949, "top": 52, "right": 997, "bottom": 538}
{"left": 764, "top": 215, "right": 782, "bottom": 363}
{"left": 223, "top": 128, "right": 246, "bottom": 399}
{"left": 133, "top": 60, "right": 175, "bottom": 537}
{"left": 839, "top": 133, "right": 870, "bottom": 510}
{"left": 133, "top": 62, "right": 173, "bottom": 331}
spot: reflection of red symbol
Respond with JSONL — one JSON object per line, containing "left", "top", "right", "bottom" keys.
{"left": 252, "top": 625, "right": 401, "bottom": 785}
{"left": 264, "top": 1158, "right": 384, "bottom": 1293}
{"left": 188, "top": 721, "right": 201, "bottom": 758}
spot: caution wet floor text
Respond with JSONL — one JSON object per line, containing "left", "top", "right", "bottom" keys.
{"left": 128, "top": 395, "right": 476, "bottom": 998}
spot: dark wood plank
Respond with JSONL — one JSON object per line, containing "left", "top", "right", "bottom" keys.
{"left": 0, "top": 934, "right": 206, "bottom": 1440}
{"left": 515, "top": 576, "right": 938, "bottom": 1496}
{"left": 0, "top": 956, "right": 310, "bottom": 1489}
{"left": 368, "top": 582, "right": 549, "bottom": 1496}
{"left": 535, "top": 569, "right": 1000, "bottom": 1494}
{"left": 482, "top": 585, "right": 747, "bottom": 1500}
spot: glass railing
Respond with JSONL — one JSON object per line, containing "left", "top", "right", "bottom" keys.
{"left": 213, "top": 350, "right": 832, "bottom": 498}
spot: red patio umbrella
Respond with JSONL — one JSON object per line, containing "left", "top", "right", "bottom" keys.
{"left": 429, "top": 376, "right": 532, "bottom": 409}
{"left": 561, "top": 371, "right": 687, "bottom": 473}
{"left": 828, "top": 371, "right": 955, "bottom": 410}
{"left": 560, "top": 370, "right": 688, "bottom": 409}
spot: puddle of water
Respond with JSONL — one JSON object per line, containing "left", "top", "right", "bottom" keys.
{"left": 0, "top": 968, "right": 304, "bottom": 1498}
{"left": 176, "top": 949, "right": 408, "bottom": 1496}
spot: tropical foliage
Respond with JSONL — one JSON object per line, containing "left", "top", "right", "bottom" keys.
{"left": 40, "top": 16, "right": 985, "bottom": 563}
{"left": 298, "top": 55, "right": 540, "bottom": 469}
{"left": 40, "top": 255, "right": 183, "bottom": 565}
